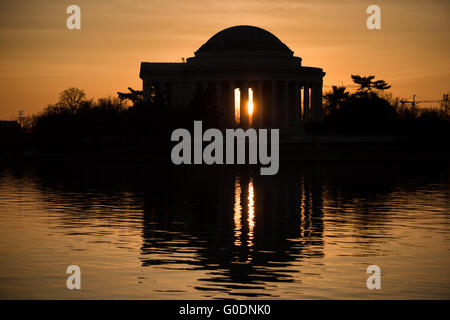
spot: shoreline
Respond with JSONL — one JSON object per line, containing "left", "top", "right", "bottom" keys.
{"left": 1, "top": 135, "right": 449, "bottom": 164}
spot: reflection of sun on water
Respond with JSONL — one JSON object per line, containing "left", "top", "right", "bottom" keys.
{"left": 233, "top": 177, "right": 242, "bottom": 246}
{"left": 247, "top": 179, "right": 255, "bottom": 249}
{"left": 233, "top": 177, "right": 255, "bottom": 253}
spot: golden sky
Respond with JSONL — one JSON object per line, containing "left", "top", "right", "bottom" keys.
{"left": 0, "top": 0, "right": 449, "bottom": 119}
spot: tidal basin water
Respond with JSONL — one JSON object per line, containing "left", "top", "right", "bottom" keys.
{"left": 0, "top": 162, "right": 449, "bottom": 299}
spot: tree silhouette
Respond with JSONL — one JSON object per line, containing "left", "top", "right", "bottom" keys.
{"left": 319, "top": 76, "right": 396, "bottom": 134}
{"left": 57, "top": 87, "right": 87, "bottom": 112}
{"left": 323, "top": 86, "right": 350, "bottom": 115}
{"left": 351, "top": 75, "right": 391, "bottom": 94}
{"left": 117, "top": 87, "right": 144, "bottom": 105}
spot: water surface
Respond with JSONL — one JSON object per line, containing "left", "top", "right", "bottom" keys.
{"left": 0, "top": 162, "right": 449, "bottom": 299}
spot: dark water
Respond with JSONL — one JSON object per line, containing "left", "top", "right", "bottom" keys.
{"left": 0, "top": 161, "right": 449, "bottom": 299}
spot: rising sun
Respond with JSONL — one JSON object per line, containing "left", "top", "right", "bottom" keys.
{"left": 248, "top": 88, "right": 254, "bottom": 116}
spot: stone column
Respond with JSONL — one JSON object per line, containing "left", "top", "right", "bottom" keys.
{"left": 229, "top": 81, "right": 236, "bottom": 127}
{"left": 255, "top": 81, "right": 264, "bottom": 127}
{"left": 303, "top": 83, "right": 310, "bottom": 123}
{"left": 311, "top": 84, "right": 316, "bottom": 121}
{"left": 283, "top": 81, "right": 290, "bottom": 127}
{"left": 294, "top": 81, "right": 301, "bottom": 125}
{"left": 317, "top": 82, "right": 323, "bottom": 122}
{"left": 271, "top": 81, "right": 277, "bottom": 127}
{"left": 311, "top": 83, "right": 321, "bottom": 122}
{"left": 216, "top": 81, "right": 224, "bottom": 127}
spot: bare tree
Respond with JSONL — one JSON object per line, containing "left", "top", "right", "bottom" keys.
{"left": 57, "top": 87, "right": 87, "bottom": 112}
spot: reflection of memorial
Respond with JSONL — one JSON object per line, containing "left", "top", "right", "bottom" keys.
{"left": 22, "top": 162, "right": 442, "bottom": 297}
{"left": 140, "top": 167, "right": 325, "bottom": 293}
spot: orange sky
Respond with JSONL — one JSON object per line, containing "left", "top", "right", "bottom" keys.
{"left": 0, "top": 0, "right": 449, "bottom": 120}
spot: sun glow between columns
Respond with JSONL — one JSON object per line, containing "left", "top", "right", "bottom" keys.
{"left": 248, "top": 88, "right": 254, "bottom": 117}
{"left": 234, "top": 87, "right": 254, "bottom": 126}
{"left": 234, "top": 88, "right": 240, "bottom": 125}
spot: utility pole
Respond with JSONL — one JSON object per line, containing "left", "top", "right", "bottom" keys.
{"left": 443, "top": 94, "right": 449, "bottom": 113}
{"left": 18, "top": 110, "right": 24, "bottom": 129}
{"left": 400, "top": 95, "right": 416, "bottom": 108}
{"left": 400, "top": 94, "right": 448, "bottom": 111}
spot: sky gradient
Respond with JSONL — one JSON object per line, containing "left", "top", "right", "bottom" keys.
{"left": 0, "top": 0, "right": 448, "bottom": 119}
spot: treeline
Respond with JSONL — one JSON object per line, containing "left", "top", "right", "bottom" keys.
{"left": 16, "top": 74, "right": 450, "bottom": 152}
{"left": 312, "top": 75, "right": 449, "bottom": 141}
{"left": 21, "top": 85, "right": 219, "bottom": 151}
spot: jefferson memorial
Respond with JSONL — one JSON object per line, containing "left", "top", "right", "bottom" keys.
{"left": 140, "top": 25, "right": 325, "bottom": 129}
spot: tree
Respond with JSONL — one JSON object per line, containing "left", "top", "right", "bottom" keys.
{"left": 351, "top": 75, "right": 391, "bottom": 94}
{"left": 320, "top": 76, "right": 397, "bottom": 134}
{"left": 57, "top": 87, "right": 87, "bottom": 112}
{"left": 117, "top": 87, "right": 144, "bottom": 105}
{"left": 323, "top": 86, "right": 350, "bottom": 114}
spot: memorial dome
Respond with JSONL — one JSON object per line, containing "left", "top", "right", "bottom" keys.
{"left": 196, "top": 25, "right": 293, "bottom": 54}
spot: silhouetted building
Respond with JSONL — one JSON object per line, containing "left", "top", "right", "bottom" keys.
{"left": 140, "top": 25, "right": 325, "bottom": 128}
